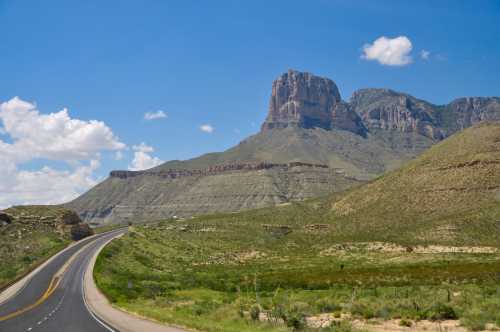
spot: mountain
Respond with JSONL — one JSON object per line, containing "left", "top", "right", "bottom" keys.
{"left": 66, "top": 70, "right": 500, "bottom": 225}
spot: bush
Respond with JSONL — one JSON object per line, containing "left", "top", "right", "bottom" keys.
{"left": 461, "top": 309, "right": 488, "bottom": 331}
{"left": 326, "top": 320, "right": 355, "bottom": 332}
{"left": 399, "top": 318, "right": 412, "bottom": 327}
{"left": 70, "top": 223, "right": 93, "bottom": 240}
{"left": 250, "top": 304, "right": 261, "bottom": 321}
{"left": 426, "top": 302, "right": 457, "bottom": 321}
{"left": 350, "top": 302, "right": 374, "bottom": 319}
{"left": 316, "top": 298, "right": 342, "bottom": 313}
{"left": 284, "top": 311, "right": 306, "bottom": 330}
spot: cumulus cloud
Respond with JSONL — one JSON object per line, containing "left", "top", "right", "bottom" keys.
{"left": 421, "top": 50, "right": 430, "bottom": 60}
{"left": 0, "top": 160, "right": 100, "bottom": 207}
{"left": 361, "top": 36, "right": 413, "bottom": 66}
{"left": 0, "top": 97, "right": 125, "bottom": 163}
{"left": 0, "top": 97, "right": 126, "bottom": 208}
{"left": 128, "top": 143, "right": 163, "bottom": 171}
{"left": 144, "top": 110, "right": 167, "bottom": 121}
{"left": 200, "top": 124, "right": 214, "bottom": 133}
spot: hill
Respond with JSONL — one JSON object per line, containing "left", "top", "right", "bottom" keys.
{"left": 0, "top": 206, "right": 93, "bottom": 289}
{"left": 66, "top": 70, "right": 500, "bottom": 225}
{"left": 331, "top": 121, "right": 500, "bottom": 245}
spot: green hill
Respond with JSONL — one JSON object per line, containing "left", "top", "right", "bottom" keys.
{"left": 331, "top": 121, "right": 500, "bottom": 245}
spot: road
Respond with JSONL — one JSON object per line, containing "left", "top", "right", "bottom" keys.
{"left": 0, "top": 229, "right": 126, "bottom": 332}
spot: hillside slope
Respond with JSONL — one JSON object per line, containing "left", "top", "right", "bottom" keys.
{"left": 0, "top": 206, "right": 93, "bottom": 288}
{"left": 330, "top": 121, "right": 500, "bottom": 245}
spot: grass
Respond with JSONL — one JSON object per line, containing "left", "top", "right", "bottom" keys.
{"left": 95, "top": 217, "right": 500, "bottom": 331}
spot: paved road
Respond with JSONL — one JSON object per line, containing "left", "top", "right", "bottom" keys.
{"left": 0, "top": 229, "right": 126, "bottom": 332}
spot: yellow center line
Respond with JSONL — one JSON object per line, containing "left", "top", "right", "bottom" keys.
{"left": 0, "top": 275, "right": 61, "bottom": 322}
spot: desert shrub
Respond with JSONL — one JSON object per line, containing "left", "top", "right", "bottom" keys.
{"left": 426, "top": 302, "right": 457, "bottom": 320}
{"left": 350, "top": 302, "right": 375, "bottom": 319}
{"left": 284, "top": 311, "right": 306, "bottom": 330}
{"left": 316, "top": 298, "right": 342, "bottom": 313}
{"left": 326, "top": 320, "right": 355, "bottom": 332}
{"left": 461, "top": 309, "right": 488, "bottom": 331}
{"left": 250, "top": 304, "right": 260, "bottom": 321}
{"left": 399, "top": 318, "right": 412, "bottom": 327}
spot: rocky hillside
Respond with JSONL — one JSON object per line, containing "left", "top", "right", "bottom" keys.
{"left": 72, "top": 162, "right": 360, "bottom": 225}
{"left": 66, "top": 70, "right": 500, "bottom": 225}
{"left": 0, "top": 206, "right": 93, "bottom": 288}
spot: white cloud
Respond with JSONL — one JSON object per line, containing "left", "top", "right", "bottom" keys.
{"left": 420, "top": 50, "right": 430, "bottom": 60}
{"left": 0, "top": 97, "right": 125, "bottom": 163}
{"left": 144, "top": 110, "right": 167, "bottom": 121}
{"left": 0, "top": 97, "right": 126, "bottom": 208}
{"left": 128, "top": 143, "right": 163, "bottom": 171}
{"left": 361, "top": 36, "right": 413, "bottom": 66}
{"left": 0, "top": 160, "right": 100, "bottom": 207}
{"left": 200, "top": 124, "right": 214, "bottom": 133}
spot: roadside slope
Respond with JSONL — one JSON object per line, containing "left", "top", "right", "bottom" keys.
{"left": 0, "top": 206, "right": 93, "bottom": 289}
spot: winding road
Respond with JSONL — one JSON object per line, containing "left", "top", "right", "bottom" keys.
{"left": 0, "top": 229, "right": 126, "bottom": 332}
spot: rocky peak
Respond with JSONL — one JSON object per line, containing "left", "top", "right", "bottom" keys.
{"left": 350, "top": 88, "right": 445, "bottom": 140}
{"left": 261, "top": 70, "right": 367, "bottom": 136}
{"left": 444, "top": 97, "right": 500, "bottom": 133}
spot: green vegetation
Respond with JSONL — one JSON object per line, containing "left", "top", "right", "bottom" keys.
{"left": 0, "top": 205, "right": 83, "bottom": 289}
{"left": 95, "top": 217, "right": 500, "bottom": 331}
{"left": 95, "top": 123, "right": 500, "bottom": 331}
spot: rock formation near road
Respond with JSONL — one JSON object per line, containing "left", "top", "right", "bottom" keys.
{"left": 66, "top": 70, "right": 500, "bottom": 225}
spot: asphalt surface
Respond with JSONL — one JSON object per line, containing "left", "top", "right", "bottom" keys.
{"left": 0, "top": 229, "right": 126, "bottom": 332}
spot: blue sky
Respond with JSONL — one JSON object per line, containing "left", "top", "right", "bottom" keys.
{"left": 1, "top": 0, "right": 499, "bottom": 206}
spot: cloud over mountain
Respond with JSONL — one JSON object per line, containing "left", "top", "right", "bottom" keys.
{"left": 128, "top": 143, "right": 163, "bottom": 171}
{"left": 362, "top": 36, "right": 413, "bottom": 66}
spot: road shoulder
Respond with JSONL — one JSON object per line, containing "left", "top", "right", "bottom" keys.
{"left": 83, "top": 234, "right": 188, "bottom": 332}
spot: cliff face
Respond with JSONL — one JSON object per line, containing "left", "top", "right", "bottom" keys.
{"left": 350, "top": 90, "right": 500, "bottom": 140}
{"left": 262, "top": 70, "right": 367, "bottom": 136}
{"left": 350, "top": 88, "right": 445, "bottom": 140}
{"left": 442, "top": 97, "right": 500, "bottom": 134}
{"left": 66, "top": 70, "right": 500, "bottom": 225}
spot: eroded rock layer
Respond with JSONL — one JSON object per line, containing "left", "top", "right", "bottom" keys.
{"left": 75, "top": 164, "right": 359, "bottom": 224}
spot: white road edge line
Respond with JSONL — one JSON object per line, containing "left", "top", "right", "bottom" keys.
{"left": 81, "top": 236, "right": 118, "bottom": 332}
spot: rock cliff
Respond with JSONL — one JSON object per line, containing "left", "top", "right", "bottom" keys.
{"left": 262, "top": 70, "right": 367, "bottom": 136}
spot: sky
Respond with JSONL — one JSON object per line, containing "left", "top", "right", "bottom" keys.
{"left": 1, "top": 0, "right": 500, "bottom": 207}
